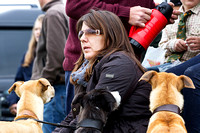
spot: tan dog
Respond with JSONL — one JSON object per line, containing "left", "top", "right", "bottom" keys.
{"left": 0, "top": 78, "right": 55, "bottom": 133}
{"left": 140, "top": 71, "right": 195, "bottom": 133}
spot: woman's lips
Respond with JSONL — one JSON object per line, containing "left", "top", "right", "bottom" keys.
{"left": 83, "top": 46, "right": 90, "bottom": 51}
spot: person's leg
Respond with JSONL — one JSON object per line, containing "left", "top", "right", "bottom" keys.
{"left": 181, "top": 63, "right": 200, "bottom": 133}
{"left": 166, "top": 54, "right": 200, "bottom": 75}
{"left": 65, "top": 71, "right": 74, "bottom": 115}
{"left": 42, "top": 84, "right": 66, "bottom": 133}
{"left": 146, "top": 63, "right": 171, "bottom": 72}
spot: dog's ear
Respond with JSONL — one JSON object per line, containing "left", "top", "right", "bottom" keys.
{"left": 139, "top": 70, "right": 157, "bottom": 83}
{"left": 71, "top": 92, "right": 86, "bottom": 118}
{"left": 8, "top": 81, "right": 24, "bottom": 96}
{"left": 179, "top": 75, "right": 195, "bottom": 89}
{"left": 38, "top": 78, "right": 52, "bottom": 91}
{"left": 92, "top": 90, "right": 121, "bottom": 113}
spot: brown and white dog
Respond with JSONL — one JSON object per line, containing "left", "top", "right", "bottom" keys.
{"left": 0, "top": 78, "right": 55, "bottom": 133}
{"left": 140, "top": 71, "right": 195, "bottom": 133}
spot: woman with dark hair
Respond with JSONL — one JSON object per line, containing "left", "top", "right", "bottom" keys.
{"left": 53, "top": 10, "right": 152, "bottom": 133}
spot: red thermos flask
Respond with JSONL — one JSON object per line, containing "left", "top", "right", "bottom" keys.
{"left": 129, "top": 2, "right": 173, "bottom": 58}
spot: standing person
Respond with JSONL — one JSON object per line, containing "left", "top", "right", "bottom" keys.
{"left": 31, "top": 0, "right": 69, "bottom": 132}
{"left": 63, "top": 0, "right": 180, "bottom": 116}
{"left": 54, "top": 9, "right": 153, "bottom": 133}
{"left": 7, "top": 14, "right": 44, "bottom": 116}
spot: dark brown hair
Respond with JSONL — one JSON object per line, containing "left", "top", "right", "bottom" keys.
{"left": 70, "top": 10, "right": 145, "bottom": 85}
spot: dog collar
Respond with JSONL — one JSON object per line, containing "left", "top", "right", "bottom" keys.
{"left": 14, "top": 115, "right": 38, "bottom": 121}
{"left": 14, "top": 110, "right": 39, "bottom": 121}
{"left": 153, "top": 104, "right": 181, "bottom": 114}
{"left": 15, "top": 117, "right": 30, "bottom": 121}
{"left": 77, "top": 118, "right": 105, "bottom": 131}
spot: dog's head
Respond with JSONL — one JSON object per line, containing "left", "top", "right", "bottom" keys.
{"left": 72, "top": 89, "right": 121, "bottom": 133}
{"left": 140, "top": 71, "right": 195, "bottom": 112}
{"left": 8, "top": 78, "right": 55, "bottom": 103}
{"left": 140, "top": 71, "right": 195, "bottom": 91}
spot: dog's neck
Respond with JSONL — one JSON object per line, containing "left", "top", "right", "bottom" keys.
{"left": 15, "top": 110, "right": 38, "bottom": 120}
{"left": 150, "top": 86, "right": 184, "bottom": 112}
{"left": 16, "top": 91, "right": 44, "bottom": 121}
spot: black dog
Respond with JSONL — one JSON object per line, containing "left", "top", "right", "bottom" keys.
{"left": 71, "top": 89, "right": 121, "bottom": 133}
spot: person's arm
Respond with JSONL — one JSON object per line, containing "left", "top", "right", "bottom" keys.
{"left": 66, "top": 0, "right": 132, "bottom": 20}
{"left": 158, "top": 27, "right": 177, "bottom": 52}
{"left": 7, "top": 91, "right": 19, "bottom": 115}
{"left": 92, "top": 54, "right": 140, "bottom": 97}
{"left": 159, "top": 26, "right": 188, "bottom": 53}
{"left": 52, "top": 111, "right": 77, "bottom": 133}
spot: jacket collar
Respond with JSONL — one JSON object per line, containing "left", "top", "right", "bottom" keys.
{"left": 179, "top": 3, "right": 200, "bottom": 15}
{"left": 42, "top": 0, "right": 63, "bottom": 12}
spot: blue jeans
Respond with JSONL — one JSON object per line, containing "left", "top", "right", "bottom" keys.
{"left": 146, "top": 61, "right": 183, "bottom": 72}
{"left": 166, "top": 54, "right": 200, "bottom": 133}
{"left": 65, "top": 71, "right": 74, "bottom": 115}
{"left": 146, "top": 63, "right": 171, "bottom": 72}
{"left": 42, "top": 84, "right": 66, "bottom": 133}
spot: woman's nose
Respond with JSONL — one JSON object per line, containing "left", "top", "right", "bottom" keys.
{"left": 80, "top": 33, "right": 88, "bottom": 43}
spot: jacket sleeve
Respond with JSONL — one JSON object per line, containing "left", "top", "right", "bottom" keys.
{"left": 7, "top": 91, "right": 20, "bottom": 107}
{"left": 94, "top": 55, "right": 140, "bottom": 97}
{"left": 66, "top": 0, "right": 131, "bottom": 20}
{"left": 158, "top": 27, "right": 177, "bottom": 52}
{"left": 52, "top": 111, "right": 77, "bottom": 133}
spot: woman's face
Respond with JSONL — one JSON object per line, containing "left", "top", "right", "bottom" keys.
{"left": 34, "top": 20, "right": 42, "bottom": 42}
{"left": 79, "top": 22, "right": 105, "bottom": 61}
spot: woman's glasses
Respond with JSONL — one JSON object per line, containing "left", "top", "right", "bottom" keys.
{"left": 78, "top": 29, "right": 101, "bottom": 39}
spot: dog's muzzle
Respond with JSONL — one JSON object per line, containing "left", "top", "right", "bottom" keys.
{"left": 76, "top": 118, "right": 105, "bottom": 131}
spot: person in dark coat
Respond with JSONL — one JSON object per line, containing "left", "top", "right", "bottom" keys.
{"left": 53, "top": 10, "right": 152, "bottom": 133}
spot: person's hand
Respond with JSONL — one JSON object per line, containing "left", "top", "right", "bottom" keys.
{"left": 128, "top": 6, "right": 152, "bottom": 27}
{"left": 186, "top": 36, "right": 200, "bottom": 50}
{"left": 174, "top": 39, "right": 188, "bottom": 52}
{"left": 9, "top": 104, "right": 17, "bottom": 115}
{"left": 167, "top": 2, "right": 182, "bottom": 24}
